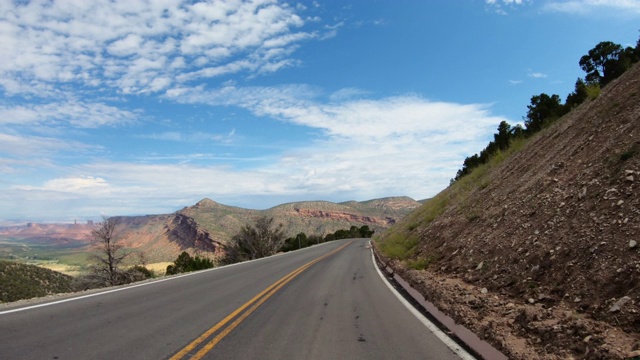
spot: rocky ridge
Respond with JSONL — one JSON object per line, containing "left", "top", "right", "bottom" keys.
{"left": 291, "top": 208, "right": 395, "bottom": 226}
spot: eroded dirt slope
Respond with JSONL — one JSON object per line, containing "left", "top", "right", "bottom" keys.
{"left": 379, "top": 63, "right": 640, "bottom": 359}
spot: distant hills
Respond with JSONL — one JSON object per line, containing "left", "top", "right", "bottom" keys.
{"left": 117, "top": 196, "right": 421, "bottom": 262}
{"left": 0, "top": 196, "right": 421, "bottom": 267}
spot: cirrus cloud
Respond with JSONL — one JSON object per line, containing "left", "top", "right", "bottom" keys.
{"left": 0, "top": 101, "right": 139, "bottom": 128}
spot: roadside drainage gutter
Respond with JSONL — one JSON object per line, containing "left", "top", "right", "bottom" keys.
{"left": 372, "top": 247, "right": 508, "bottom": 360}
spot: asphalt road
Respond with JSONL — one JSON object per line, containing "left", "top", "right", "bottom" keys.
{"left": 0, "top": 239, "right": 469, "bottom": 359}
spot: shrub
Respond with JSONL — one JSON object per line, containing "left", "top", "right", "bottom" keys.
{"left": 166, "top": 252, "right": 214, "bottom": 275}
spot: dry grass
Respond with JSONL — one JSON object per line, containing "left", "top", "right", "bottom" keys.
{"left": 36, "top": 263, "right": 82, "bottom": 277}
{"left": 144, "top": 262, "right": 173, "bottom": 275}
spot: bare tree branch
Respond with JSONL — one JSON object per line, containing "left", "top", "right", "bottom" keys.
{"left": 90, "top": 217, "right": 130, "bottom": 286}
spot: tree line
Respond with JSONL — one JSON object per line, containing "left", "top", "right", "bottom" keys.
{"left": 453, "top": 35, "right": 640, "bottom": 182}
{"left": 281, "top": 224, "right": 374, "bottom": 252}
{"left": 221, "top": 216, "right": 374, "bottom": 264}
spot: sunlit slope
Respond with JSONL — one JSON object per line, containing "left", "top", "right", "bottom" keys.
{"left": 182, "top": 196, "right": 421, "bottom": 242}
{"left": 376, "top": 63, "right": 640, "bottom": 332}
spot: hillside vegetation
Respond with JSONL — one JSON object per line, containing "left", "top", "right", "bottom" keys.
{"left": 182, "top": 196, "right": 419, "bottom": 242}
{"left": 376, "top": 47, "right": 640, "bottom": 358}
{"left": 0, "top": 261, "right": 74, "bottom": 303}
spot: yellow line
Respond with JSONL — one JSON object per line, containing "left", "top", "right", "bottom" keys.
{"left": 191, "top": 264, "right": 312, "bottom": 359}
{"left": 169, "top": 274, "right": 291, "bottom": 360}
{"left": 171, "top": 241, "right": 352, "bottom": 360}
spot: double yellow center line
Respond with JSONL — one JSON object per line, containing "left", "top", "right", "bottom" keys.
{"left": 170, "top": 241, "right": 353, "bottom": 360}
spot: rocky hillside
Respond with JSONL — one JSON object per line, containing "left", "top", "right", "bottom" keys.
{"left": 115, "top": 196, "right": 419, "bottom": 262}
{"left": 376, "top": 63, "right": 640, "bottom": 359}
{"left": 180, "top": 196, "right": 420, "bottom": 243}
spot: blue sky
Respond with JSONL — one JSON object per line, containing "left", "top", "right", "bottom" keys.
{"left": 1, "top": 0, "right": 639, "bottom": 223}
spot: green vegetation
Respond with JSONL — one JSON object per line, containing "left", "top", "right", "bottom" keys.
{"left": 220, "top": 216, "right": 286, "bottom": 264}
{"left": 378, "top": 32, "right": 640, "bottom": 270}
{"left": 621, "top": 152, "right": 636, "bottom": 161}
{"left": 579, "top": 40, "right": 639, "bottom": 87}
{"left": 378, "top": 233, "right": 420, "bottom": 260}
{"left": 281, "top": 232, "right": 323, "bottom": 252}
{"left": 453, "top": 35, "right": 640, "bottom": 183}
{"left": 166, "top": 252, "right": 214, "bottom": 275}
{"left": 220, "top": 217, "right": 376, "bottom": 264}
{"left": 0, "top": 261, "right": 74, "bottom": 303}
{"left": 0, "top": 237, "right": 91, "bottom": 269}
{"left": 377, "top": 193, "right": 448, "bottom": 262}
{"left": 281, "top": 225, "right": 375, "bottom": 253}
{"left": 407, "top": 256, "right": 434, "bottom": 270}
{"left": 620, "top": 148, "right": 638, "bottom": 162}
{"left": 324, "top": 225, "right": 374, "bottom": 241}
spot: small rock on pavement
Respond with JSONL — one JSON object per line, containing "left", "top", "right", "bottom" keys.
{"left": 608, "top": 296, "right": 632, "bottom": 313}
{"left": 480, "top": 288, "right": 488, "bottom": 294}
{"left": 528, "top": 298, "right": 535, "bottom": 304}
{"left": 630, "top": 240, "right": 638, "bottom": 249}
{"left": 476, "top": 261, "right": 484, "bottom": 270}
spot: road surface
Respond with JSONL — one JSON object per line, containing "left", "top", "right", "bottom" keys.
{"left": 0, "top": 239, "right": 470, "bottom": 359}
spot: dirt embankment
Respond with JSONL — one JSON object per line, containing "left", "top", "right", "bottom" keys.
{"left": 379, "top": 63, "right": 640, "bottom": 359}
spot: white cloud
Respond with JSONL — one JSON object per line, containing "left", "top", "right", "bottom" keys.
{"left": 487, "top": 0, "right": 525, "bottom": 4}
{"left": 41, "top": 176, "right": 110, "bottom": 194}
{"left": 543, "top": 0, "right": 640, "bottom": 15}
{"left": 329, "top": 87, "right": 370, "bottom": 101}
{"left": 485, "top": 0, "right": 529, "bottom": 14}
{"left": 138, "top": 131, "right": 235, "bottom": 144}
{"left": 107, "top": 34, "right": 144, "bottom": 57}
{"left": 167, "top": 84, "right": 503, "bottom": 144}
{"left": 162, "top": 84, "right": 506, "bottom": 200}
{"left": 0, "top": 0, "right": 325, "bottom": 96}
{"left": 3, "top": 85, "right": 510, "bottom": 220}
{"left": 0, "top": 101, "right": 139, "bottom": 128}
{"left": 0, "top": 2, "right": 517, "bottom": 221}
{"left": 0, "top": 133, "right": 98, "bottom": 157}
{"left": 528, "top": 72, "right": 548, "bottom": 79}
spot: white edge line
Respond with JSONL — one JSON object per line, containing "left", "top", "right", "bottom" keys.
{"left": 0, "top": 265, "right": 227, "bottom": 316}
{"left": 368, "top": 240, "right": 477, "bottom": 360}
{"left": 0, "top": 240, "right": 337, "bottom": 316}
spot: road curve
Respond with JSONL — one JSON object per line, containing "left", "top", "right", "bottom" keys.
{"left": 0, "top": 239, "right": 467, "bottom": 359}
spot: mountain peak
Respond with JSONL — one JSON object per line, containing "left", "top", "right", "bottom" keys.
{"left": 195, "top": 198, "right": 218, "bottom": 207}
